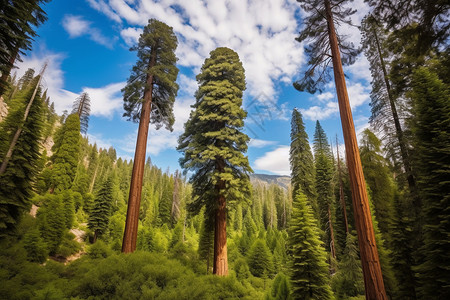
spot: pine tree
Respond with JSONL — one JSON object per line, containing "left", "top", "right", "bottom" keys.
{"left": 294, "top": 1, "right": 386, "bottom": 296}
{"left": 88, "top": 178, "right": 113, "bottom": 243}
{"left": 71, "top": 92, "right": 91, "bottom": 134}
{"left": 332, "top": 233, "right": 364, "bottom": 299}
{"left": 178, "top": 47, "right": 252, "bottom": 276}
{"left": 269, "top": 273, "right": 292, "bottom": 300}
{"left": 360, "top": 16, "right": 416, "bottom": 191}
{"left": 198, "top": 215, "right": 214, "bottom": 274}
{"left": 247, "top": 239, "right": 273, "bottom": 278}
{"left": 0, "top": 0, "right": 50, "bottom": 95}
{"left": 37, "top": 194, "right": 66, "bottom": 254}
{"left": 359, "top": 129, "right": 395, "bottom": 238}
{"left": 288, "top": 190, "right": 333, "bottom": 300}
{"left": 410, "top": 66, "right": 450, "bottom": 299}
{"left": 0, "top": 77, "right": 43, "bottom": 236}
{"left": 122, "top": 19, "right": 179, "bottom": 253}
{"left": 50, "top": 114, "right": 81, "bottom": 193}
{"left": 289, "top": 109, "right": 317, "bottom": 213}
{"left": 23, "top": 227, "right": 48, "bottom": 263}
{"left": 313, "top": 121, "right": 336, "bottom": 258}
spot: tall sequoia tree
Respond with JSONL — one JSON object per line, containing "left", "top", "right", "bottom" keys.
{"left": 0, "top": 0, "right": 50, "bottom": 95}
{"left": 71, "top": 92, "right": 91, "bottom": 134}
{"left": 0, "top": 76, "right": 43, "bottom": 236}
{"left": 294, "top": 1, "right": 386, "bottom": 297}
{"left": 178, "top": 47, "right": 252, "bottom": 276}
{"left": 121, "top": 19, "right": 179, "bottom": 253}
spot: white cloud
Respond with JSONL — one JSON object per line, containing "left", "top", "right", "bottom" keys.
{"left": 317, "top": 92, "right": 334, "bottom": 102}
{"left": 253, "top": 146, "right": 290, "bottom": 176}
{"left": 249, "top": 139, "right": 277, "bottom": 148}
{"left": 120, "top": 27, "right": 143, "bottom": 47}
{"left": 301, "top": 101, "right": 339, "bottom": 121}
{"left": 347, "top": 82, "right": 370, "bottom": 110}
{"left": 82, "top": 82, "right": 125, "bottom": 118}
{"left": 85, "top": 0, "right": 305, "bottom": 104}
{"left": 62, "top": 15, "right": 90, "bottom": 37}
{"left": 62, "top": 15, "right": 116, "bottom": 49}
{"left": 15, "top": 49, "right": 124, "bottom": 118}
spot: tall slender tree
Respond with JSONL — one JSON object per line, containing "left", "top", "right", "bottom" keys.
{"left": 294, "top": 1, "right": 386, "bottom": 297}
{"left": 121, "top": 19, "right": 179, "bottom": 253}
{"left": 0, "top": 76, "right": 43, "bottom": 236}
{"left": 71, "top": 92, "right": 91, "bottom": 135}
{"left": 178, "top": 47, "right": 252, "bottom": 276}
{"left": 313, "top": 121, "right": 336, "bottom": 260}
{"left": 88, "top": 178, "right": 113, "bottom": 243}
{"left": 289, "top": 109, "right": 317, "bottom": 214}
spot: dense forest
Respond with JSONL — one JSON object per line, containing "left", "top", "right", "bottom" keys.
{"left": 0, "top": 0, "right": 449, "bottom": 299}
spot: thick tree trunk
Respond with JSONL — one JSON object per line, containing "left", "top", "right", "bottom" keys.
{"left": 336, "top": 138, "right": 349, "bottom": 233}
{"left": 0, "top": 64, "right": 46, "bottom": 175}
{"left": 372, "top": 27, "right": 416, "bottom": 192}
{"left": 213, "top": 193, "right": 228, "bottom": 276}
{"left": 324, "top": 1, "right": 387, "bottom": 299}
{"left": 122, "top": 45, "right": 157, "bottom": 253}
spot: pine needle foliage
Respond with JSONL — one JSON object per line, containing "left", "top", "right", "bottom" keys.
{"left": 178, "top": 47, "right": 252, "bottom": 215}
{"left": 0, "top": 77, "right": 43, "bottom": 236}
{"left": 71, "top": 92, "right": 91, "bottom": 134}
{"left": 88, "top": 178, "right": 113, "bottom": 242}
{"left": 288, "top": 190, "right": 333, "bottom": 300}
{"left": 122, "top": 19, "right": 179, "bottom": 130}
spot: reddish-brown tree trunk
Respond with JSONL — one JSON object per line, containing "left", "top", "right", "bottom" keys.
{"left": 328, "top": 204, "right": 336, "bottom": 260}
{"left": 213, "top": 193, "right": 228, "bottom": 276}
{"left": 122, "top": 45, "right": 157, "bottom": 253}
{"left": 324, "top": 1, "right": 387, "bottom": 299}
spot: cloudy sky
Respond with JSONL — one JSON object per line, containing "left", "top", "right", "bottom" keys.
{"left": 15, "top": 0, "right": 373, "bottom": 176}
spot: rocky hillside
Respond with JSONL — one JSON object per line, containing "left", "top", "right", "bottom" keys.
{"left": 250, "top": 173, "right": 291, "bottom": 190}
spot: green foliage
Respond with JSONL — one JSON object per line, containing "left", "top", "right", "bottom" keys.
{"left": 0, "top": 77, "right": 43, "bottom": 236}
{"left": 332, "top": 233, "right": 364, "bottom": 299}
{"left": 122, "top": 19, "right": 179, "bottom": 130}
{"left": 359, "top": 129, "right": 395, "bottom": 238}
{"left": 36, "top": 194, "right": 65, "bottom": 254}
{"left": 23, "top": 227, "right": 48, "bottom": 263}
{"left": 50, "top": 113, "right": 81, "bottom": 192}
{"left": 410, "top": 66, "right": 450, "bottom": 299}
{"left": 288, "top": 190, "right": 333, "bottom": 300}
{"left": 71, "top": 92, "right": 91, "bottom": 134}
{"left": 289, "top": 109, "right": 316, "bottom": 206}
{"left": 247, "top": 239, "right": 273, "bottom": 278}
{"left": 88, "top": 240, "right": 112, "bottom": 259}
{"left": 178, "top": 47, "right": 252, "bottom": 215}
{"left": 269, "top": 273, "right": 292, "bottom": 300}
{"left": 88, "top": 178, "right": 113, "bottom": 241}
{"left": 0, "top": 0, "right": 50, "bottom": 94}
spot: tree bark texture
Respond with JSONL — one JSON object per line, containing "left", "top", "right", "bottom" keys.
{"left": 122, "top": 46, "right": 157, "bottom": 253}
{"left": 324, "top": 1, "right": 387, "bottom": 299}
{"left": 213, "top": 193, "right": 228, "bottom": 276}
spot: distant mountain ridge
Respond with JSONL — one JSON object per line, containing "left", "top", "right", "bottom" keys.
{"left": 250, "top": 173, "right": 291, "bottom": 190}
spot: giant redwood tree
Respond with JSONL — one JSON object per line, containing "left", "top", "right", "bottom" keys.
{"left": 178, "top": 47, "right": 252, "bottom": 276}
{"left": 294, "top": 0, "right": 387, "bottom": 298}
{"left": 121, "top": 19, "right": 179, "bottom": 253}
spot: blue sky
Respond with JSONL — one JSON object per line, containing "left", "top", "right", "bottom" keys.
{"left": 15, "top": 0, "right": 373, "bottom": 176}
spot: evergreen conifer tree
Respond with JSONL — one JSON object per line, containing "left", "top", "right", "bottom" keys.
{"left": 23, "top": 226, "right": 48, "bottom": 263}
{"left": 71, "top": 92, "right": 91, "bottom": 134}
{"left": 50, "top": 114, "right": 81, "bottom": 193}
{"left": 289, "top": 109, "right": 316, "bottom": 209}
{"left": 0, "top": 77, "right": 43, "bottom": 236}
{"left": 37, "top": 194, "right": 65, "bottom": 254}
{"left": 313, "top": 121, "right": 336, "bottom": 258}
{"left": 247, "top": 239, "right": 273, "bottom": 278}
{"left": 410, "top": 66, "right": 450, "bottom": 299}
{"left": 288, "top": 190, "right": 333, "bottom": 300}
{"left": 178, "top": 47, "right": 252, "bottom": 276}
{"left": 122, "top": 19, "right": 179, "bottom": 253}
{"left": 88, "top": 178, "right": 113, "bottom": 242}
